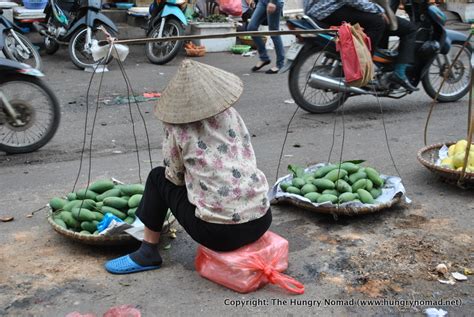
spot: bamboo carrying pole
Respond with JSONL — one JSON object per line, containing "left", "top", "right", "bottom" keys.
{"left": 459, "top": 63, "right": 474, "bottom": 184}
{"left": 98, "top": 29, "right": 338, "bottom": 46}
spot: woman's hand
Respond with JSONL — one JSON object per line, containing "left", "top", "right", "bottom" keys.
{"left": 267, "top": 2, "right": 276, "bottom": 14}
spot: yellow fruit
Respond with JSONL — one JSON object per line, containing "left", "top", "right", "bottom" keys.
{"left": 441, "top": 157, "right": 454, "bottom": 169}
{"left": 453, "top": 152, "right": 467, "bottom": 169}
{"left": 456, "top": 166, "right": 463, "bottom": 171}
{"left": 454, "top": 140, "right": 468, "bottom": 155}
{"left": 448, "top": 144, "right": 456, "bottom": 157}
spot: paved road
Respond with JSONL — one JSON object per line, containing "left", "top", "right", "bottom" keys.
{"left": 1, "top": 41, "right": 473, "bottom": 316}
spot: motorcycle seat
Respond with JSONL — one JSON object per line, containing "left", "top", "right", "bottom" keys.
{"left": 373, "top": 48, "right": 398, "bottom": 63}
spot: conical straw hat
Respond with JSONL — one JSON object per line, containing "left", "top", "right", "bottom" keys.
{"left": 154, "top": 59, "right": 243, "bottom": 124}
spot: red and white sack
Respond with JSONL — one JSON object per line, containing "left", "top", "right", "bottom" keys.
{"left": 336, "top": 22, "right": 374, "bottom": 87}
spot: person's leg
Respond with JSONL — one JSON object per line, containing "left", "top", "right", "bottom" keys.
{"left": 390, "top": 17, "right": 416, "bottom": 65}
{"left": 247, "top": 1, "right": 271, "bottom": 69}
{"left": 388, "top": 17, "right": 418, "bottom": 91}
{"left": 105, "top": 166, "right": 180, "bottom": 273}
{"left": 266, "top": 2, "right": 285, "bottom": 71}
{"left": 322, "top": 6, "right": 386, "bottom": 53}
{"left": 198, "top": 208, "right": 272, "bottom": 252}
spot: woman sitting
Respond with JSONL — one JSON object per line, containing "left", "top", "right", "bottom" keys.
{"left": 105, "top": 60, "right": 272, "bottom": 274}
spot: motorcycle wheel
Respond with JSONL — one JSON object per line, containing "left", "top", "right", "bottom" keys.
{"left": 145, "top": 19, "right": 184, "bottom": 65}
{"left": 44, "top": 36, "right": 60, "bottom": 55}
{"left": 2, "top": 31, "right": 42, "bottom": 71}
{"left": 422, "top": 43, "right": 472, "bottom": 103}
{"left": 68, "top": 25, "right": 114, "bottom": 70}
{"left": 43, "top": 17, "right": 60, "bottom": 55}
{"left": 0, "top": 75, "right": 60, "bottom": 154}
{"left": 288, "top": 46, "right": 347, "bottom": 114}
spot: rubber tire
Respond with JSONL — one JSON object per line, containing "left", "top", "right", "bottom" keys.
{"left": 68, "top": 26, "right": 114, "bottom": 70}
{"left": 421, "top": 42, "right": 472, "bottom": 103}
{"left": 2, "top": 31, "right": 43, "bottom": 71}
{"left": 43, "top": 17, "right": 60, "bottom": 55}
{"left": 44, "top": 37, "right": 60, "bottom": 55}
{"left": 0, "top": 75, "right": 61, "bottom": 154}
{"left": 288, "top": 46, "right": 347, "bottom": 114}
{"left": 145, "top": 19, "right": 184, "bottom": 65}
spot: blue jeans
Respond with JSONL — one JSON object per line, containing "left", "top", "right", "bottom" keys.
{"left": 247, "top": 1, "right": 285, "bottom": 69}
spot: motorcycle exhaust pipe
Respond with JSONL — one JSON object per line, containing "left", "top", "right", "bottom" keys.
{"left": 308, "top": 73, "right": 372, "bottom": 95}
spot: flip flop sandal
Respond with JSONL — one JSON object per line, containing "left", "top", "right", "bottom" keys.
{"left": 105, "top": 255, "right": 161, "bottom": 274}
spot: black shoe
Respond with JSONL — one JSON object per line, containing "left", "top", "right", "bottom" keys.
{"left": 389, "top": 72, "right": 419, "bottom": 92}
{"left": 251, "top": 60, "right": 271, "bottom": 72}
{"left": 265, "top": 67, "right": 280, "bottom": 74}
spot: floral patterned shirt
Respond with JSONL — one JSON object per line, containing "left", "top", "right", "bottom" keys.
{"left": 162, "top": 107, "right": 270, "bottom": 225}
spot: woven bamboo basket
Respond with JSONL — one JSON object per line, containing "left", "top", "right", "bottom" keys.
{"left": 185, "top": 47, "right": 206, "bottom": 57}
{"left": 272, "top": 192, "right": 403, "bottom": 216}
{"left": 417, "top": 142, "right": 474, "bottom": 185}
{"left": 48, "top": 210, "right": 175, "bottom": 246}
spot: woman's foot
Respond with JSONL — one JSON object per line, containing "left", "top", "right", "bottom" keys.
{"left": 105, "top": 241, "right": 162, "bottom": 274}
{"left": 251, "top": 60, "right": 271, "bottom": 72}
{"left": 265, "top": 67, "right": 280, "bottom": 74}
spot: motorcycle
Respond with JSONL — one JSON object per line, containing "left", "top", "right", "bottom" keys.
{"left": 145, "top": 0, "right": 188, "bottom": 65}
{"left": 0, "top": 7, "right": 42, "bottom": 70}
{"left": 34, "top": 0, "right": 118, "bottom": 69}
{"left": 283, "top": 1, "right": 472, "bottom": 113}
{"left": 0, "top": 57, "right": 60, "bottom": 154}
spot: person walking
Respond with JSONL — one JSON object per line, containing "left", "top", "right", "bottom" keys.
{"left": 247, "top": 0, "right": 285, "bottom": 74}
{"left": 104, "top": 60, "right": 272, "bottom": 274}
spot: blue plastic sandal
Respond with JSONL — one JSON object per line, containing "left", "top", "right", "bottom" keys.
{"left": 105, "top": 255, "right": 161, "bottom": 274}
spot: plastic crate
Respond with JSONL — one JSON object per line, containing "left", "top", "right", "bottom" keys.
{"left": 23, "top": 0, "right": 48, "bottom": 10}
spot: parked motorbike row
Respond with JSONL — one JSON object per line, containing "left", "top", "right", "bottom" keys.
{"left": 1, "top": 0, "right": 472, "bottom": 154}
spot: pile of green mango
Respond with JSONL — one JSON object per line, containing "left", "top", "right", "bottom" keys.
{"left": 279, "top": 162, "right": 385, "bottom": 205}
{"left": 49, "top": 180, "right": 144, "bottom": 235}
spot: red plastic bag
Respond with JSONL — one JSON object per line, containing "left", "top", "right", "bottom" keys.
{"left": 218, "top": 0, "right": 242, "bottom": 16}
{"left": 335, "top": 22, "right": 374, "bottom": 87}
{"left": 195, "top": 231, "right": 304, "bottom": 294}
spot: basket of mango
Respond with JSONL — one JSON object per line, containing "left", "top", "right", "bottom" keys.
{"left": 418, "top": 140, "right": 474, "bottom": 185}
{"left": 269, "top": 161, "right": 407, "bottom": 216}
{"left": 47, "top": 179, "right": 173, "bottom": 245}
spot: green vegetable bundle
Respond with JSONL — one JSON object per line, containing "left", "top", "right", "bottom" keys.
{"left": 49, "top": 180, "right": 144, "bottom": 235}
{"left": 280, "top": 162, "right": 385, "bottom": 205}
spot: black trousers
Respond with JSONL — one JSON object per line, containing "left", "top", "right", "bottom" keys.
{"left": 380, "top": 7, "right": 417, "bottom": 65}
{"left": 320, "top": 6, "right": 386, "bottom": 53}
{"left": 136, "top": 167, "right": 272, "bottom": 252}
{"left": 387, "top": 17, "right": 416, "bottom": 64}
